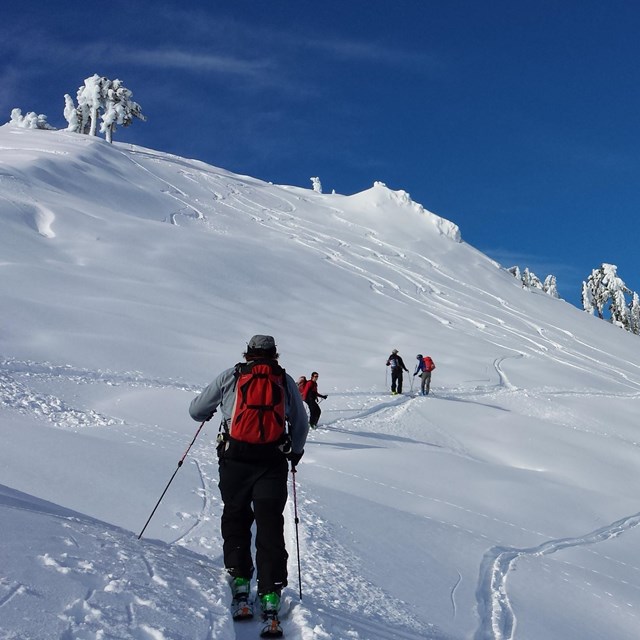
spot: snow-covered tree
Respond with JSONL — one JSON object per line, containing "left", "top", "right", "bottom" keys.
{"left": 311, "top": 177, "right": 322, "bottom": 194}
{"left": 601, "top": 263, "right": 630, "bottom": 328}
{"left": 583, "top": 266, "right": 607, "bottom": 318}
{"left": 583, "top": 263, "right": 631, "bottom": 329}
{"left": 8, "top": 108, "right": 54, "bottom": 130}
{"left": 507, "top": 266, "right": 521, "bottom": 281}
{"left": 522, "top": 268, "right": 543, "bottom": 291}
{"left": 543, "top": 275, "right": 559, "bottom": 298}
{"left": 510, "top": 266, "right": 558, "bottom": 296}
{"left": 64, "top": 75, "right": 145, "bottom": 142}
{"left": 63, "top": 95, "right": 81, "bottom": 133}
{"left": 581, "top": 280, "right": 595, "bottom": 315}
{"left": 99, "top": 79, "right": 145, "bottom": 143}
{"left": 76, "top": 74, "right": 108, "bottom": 137}
{"left": 628, "top": 293, "right": 640, "bottom": 335}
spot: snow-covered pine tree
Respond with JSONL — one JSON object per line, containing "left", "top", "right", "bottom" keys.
{"left": 601, "top": 263, "right": 630, "bottom": 329}
{"left": 583, "top": 263, "right": 632, "bottom": 329}
{"left": 581, "top": 280, "right": 595, "bottom": 315}
{"left": 311, "top": 177, "right": 323, "bottom": 194}
{"left": 65, "top": 75, "right": 145, "bottom": 142}
{"left": 75, "top": 75, "right": 109, "bottom": 137}
{"left": 584, "top": 266, "right": 607, "bottom": 318}
{"left": 522, "top": 268, "right": 543, "bottom": 291}
{"left": 543, "top": 275, "right": 559, "bottom": 298}
{"left": 99, "top": 79, "right": 145, "bottom": 143}
{"left": 507, "top": 266, "right": 522, "bottom": 281}
{"left": 628, "top": 293, "right": 640, "bottom": 335}
{"left": 63, "top": 95, "right": 82, "bottom": 133}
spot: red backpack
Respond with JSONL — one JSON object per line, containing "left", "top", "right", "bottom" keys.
{"left": 423, "top": 356, "right": 436, "bottom": 372}
{"left": 229, "top": 360, "right": 288, "bottom": 444}
{"left": 297, "top": 376, "right": 308, "bottom": 397}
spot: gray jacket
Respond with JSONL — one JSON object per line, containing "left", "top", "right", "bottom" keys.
{"left": 189, "top": 363, "right": 309, "bottom": 454}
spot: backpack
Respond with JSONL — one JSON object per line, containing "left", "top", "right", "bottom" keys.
{"left": 229, "top": 360, "right": 288, "bottom": 444}
{"left": 423, "top": 356, "right": 436, "bottom": 372}
{"left": 297, "top": 376, "right": 308, "bottom": 396}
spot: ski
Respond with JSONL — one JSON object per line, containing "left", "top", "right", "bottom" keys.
{"left": 232, "top": 595, "right": 254, "bottom": 621}
{"left": 260, "top": 612, "right": 283, "bottom": 638}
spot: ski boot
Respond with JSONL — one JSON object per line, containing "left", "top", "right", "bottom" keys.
{"left": 259, "top": 591, "right": 283, "bottom": 638}
{"left": 230, "top": 577, "right": 253, "bottom": 620}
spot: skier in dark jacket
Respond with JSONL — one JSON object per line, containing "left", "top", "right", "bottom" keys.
{"left": 301, "top": 371, "right": 327, "bottom": 429}
{"left": 386, "top": 349, "right": 409, "bottom": 394}
{"left": 189, "top": 335, "right": 309, "bottom": 632}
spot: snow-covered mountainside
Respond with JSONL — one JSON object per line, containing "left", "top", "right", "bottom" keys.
{"left": 1, "top": 126, "right": 640, "bottom": 640}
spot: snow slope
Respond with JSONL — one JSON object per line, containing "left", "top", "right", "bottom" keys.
{"left": 1, "top": 126, "right": 640, "bottom": 639}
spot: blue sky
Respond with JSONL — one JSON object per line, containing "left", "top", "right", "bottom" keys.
{"left": 3, "top": 0, "right": 639, "bottom": 308}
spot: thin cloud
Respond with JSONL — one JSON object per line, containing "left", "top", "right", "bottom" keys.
{"left": 303, "top": 35, "right": 443, "bottom": 71}
{"left": 126, "top": 49, "right": 274, "bottom": 78}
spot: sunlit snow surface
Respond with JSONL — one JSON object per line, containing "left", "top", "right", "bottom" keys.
{"left": 2, "top": 126, "right": 640, "bottom": 639}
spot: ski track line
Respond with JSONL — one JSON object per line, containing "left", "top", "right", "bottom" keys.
{"left": 450, "top": 571, "right": 462, "bottom": 619}
{"left": 0, "top": 583, "right": 28, "bottom": 609}
{"left": 169, "top": 456, "right": 210, "bottom": 546}
{"left": 473, "top": 512, "right": 640, "bottom": 640}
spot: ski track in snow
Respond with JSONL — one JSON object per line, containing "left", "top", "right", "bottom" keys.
{"left": 184, "top": 173, "right": 640, "bottom": 391}
{"left": 111, "top": 151, "right": 640, "bottom": 390}
{"left": 474, "top": 513, "right": 640, "bottom": 640}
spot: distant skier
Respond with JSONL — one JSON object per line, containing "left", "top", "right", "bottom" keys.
{"left": 189, "top": 335, "right": 309, "bottom": 636}
{"left": 414, "top": 354, "right": 436, "bottom": 395}
{"left": 301, "top": 371, "right": 328, "bottom": 429}
{"left": 386, "top": 349, "right": 409, "bottom": 395}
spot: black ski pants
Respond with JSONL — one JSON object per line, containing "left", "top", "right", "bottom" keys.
{"left": 306, "top": 398, "right": 321, "bottom": 427}
{"left": 218, "top": 455, "right": 289, "bottom": 595}
{"left": 391, "top": 368, "right": 404, "bottom": 394}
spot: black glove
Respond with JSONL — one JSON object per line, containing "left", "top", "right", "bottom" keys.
{"left": 321, "top": 394, "right": 328, "bottom": 399}
{"left": 287, "top": 450, "right": 304, "bottom": 469}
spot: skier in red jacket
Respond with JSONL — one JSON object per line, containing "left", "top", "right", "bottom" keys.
{"left": 302, "top": 371, "right": 327, "bottom": 429}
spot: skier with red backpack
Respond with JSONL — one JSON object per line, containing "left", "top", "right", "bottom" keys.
{"left": 300, "top": 371, "right": 327, "bottom": 429}
{"left": 189, "top": 335, "right": 309, "bottom": 637}
{"left": 414, "top": 354, "right": 436, "bottom": 395}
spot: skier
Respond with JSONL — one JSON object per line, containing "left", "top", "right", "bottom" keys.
{"left": 189, "top": 335, "right": 309, "bottom": 637}
{"left": 386, "top": 349, "right": 409, "bottom": 395}
{"left": 301, "top": 371, "right": 327, "bottom": 429}
{"left": 413, "top": 354, "right": 436, "bottom": 396}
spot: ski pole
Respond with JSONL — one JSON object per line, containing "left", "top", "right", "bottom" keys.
{"left": 138, "top": 420, "right": 206, "bottom": 540}
{"left": 291, "top": 466, "right": 303, "bottom": 600}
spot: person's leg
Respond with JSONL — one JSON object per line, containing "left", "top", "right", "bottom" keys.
{"left": 391, "top": 369, "right": 399, "bottom": 393}
{"left": 397, "top": 372, "right": 403, "bottom": 394}
{"left": 308, "top": 400, "right": 321, "bottom": 426}
{"left": 425, "top": 371, "right": 431, "bottom": 395}
{"left": 218, "top": 459, "right": 256, "bottom": 580}
{"left": 252, "top": 458, "right": 289, "bottom": 596}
